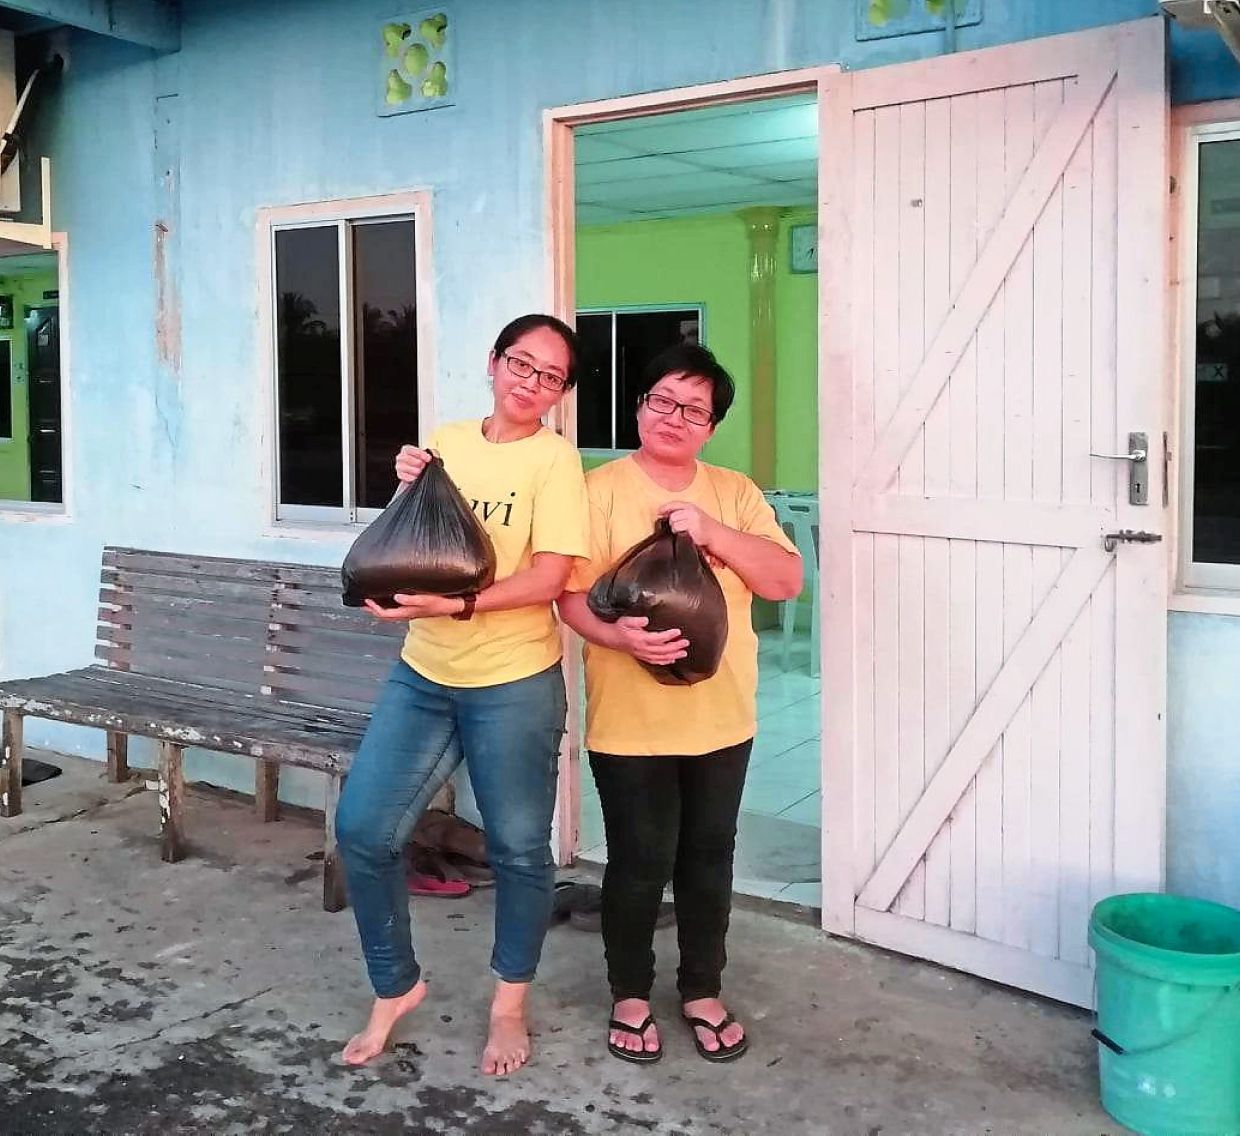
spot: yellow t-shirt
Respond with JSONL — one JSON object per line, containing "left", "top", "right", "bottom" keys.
{"left": 400, "top": 420, "right": 590, "bottom": 689}
{"left": 570, "top": 456, "right": 799, "bottom": 756}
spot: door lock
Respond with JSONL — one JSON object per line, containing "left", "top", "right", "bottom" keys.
{"left": 1102, "top": 529, "right": 1163, "bottom": 553}
{"left": 1091, "top": 432, "right": 1149, "bottom": 505}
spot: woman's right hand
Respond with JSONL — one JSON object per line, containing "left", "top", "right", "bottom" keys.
{"left": 611, "top": 615, "right": 689, "bottom": 666}
{"left": 395, "top": 444, "right": 432, "bottom": 485}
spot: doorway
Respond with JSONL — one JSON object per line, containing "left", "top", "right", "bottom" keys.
{"left": 548, "top": 20, "right": 1169, "bottom": 1008}
{"left": 0, "top": 247, "right": 61, "bottom": 505}
{"left": 551, "top": 77, "right": 826, "bottom": 908}
{"left": 27, "top": 304, "right": 60, "bottom": 502}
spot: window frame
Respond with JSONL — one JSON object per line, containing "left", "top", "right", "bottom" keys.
{"left": 0, "top": 232, "right": 70, "bottom": 522}
{"left": 257, "top": 192, "right": 435, "bottom": 529}
{"left": 574, "top": 302, "right": 705, "bottom": 457}
{"left": 1175, "top": 114, "right": 1240, "bottom": 599}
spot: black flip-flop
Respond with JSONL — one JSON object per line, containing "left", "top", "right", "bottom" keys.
{"left": 552, "top": 880, "right": 582, "bottom": 922}
{"left": 683, "top": 1013, "right": 749, "bottom": 1062}
{"left": 607, "top": 1014, "right": 663, "bottom": 1064}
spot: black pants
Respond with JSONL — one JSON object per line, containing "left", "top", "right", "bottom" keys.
{"left": 589, "top": 739, "right": 751, "bottom": 1003}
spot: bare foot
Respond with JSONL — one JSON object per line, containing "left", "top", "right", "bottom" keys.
{"left": 342, "top": 979, "right": 428, "bottom": 1065}
{"left": 482, "top": 979, "right": 531, "bottom": 1076}
{"left": 609, "top": 998, "right": 660, "bottom": 1056}
{"left": 682, "top": 996, "right": 745, "bottom": 1053}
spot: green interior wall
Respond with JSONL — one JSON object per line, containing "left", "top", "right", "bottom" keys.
{"left": 0, "top": 267, "right": 59, "bottom": 501}
{"left": 575, "top": 209, "right": 818, "bottom": 490}
{"left": 576, "top": 214, "right": 752, "bottom": 476}
{"left": 774, "top": 208, "right": 818, "bottom": 491}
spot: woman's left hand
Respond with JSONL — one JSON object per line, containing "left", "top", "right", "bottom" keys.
{"left": 364, "top": 594, "right": 463, "bottom": 622}
{"left": 658, "top": 501, "right": 723, "bottom": 554}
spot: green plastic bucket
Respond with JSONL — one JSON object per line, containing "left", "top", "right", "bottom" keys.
{"left": 1089, "top": 894, "right": 1240, "bottom": 1136}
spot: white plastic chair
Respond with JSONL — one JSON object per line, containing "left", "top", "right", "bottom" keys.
{"left": 772, "top": 495, "right": 820, "bottom": 677}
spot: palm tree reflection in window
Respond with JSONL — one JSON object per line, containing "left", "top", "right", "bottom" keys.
{"left": 278, "top": 289, "right": 343, "bottom": 506}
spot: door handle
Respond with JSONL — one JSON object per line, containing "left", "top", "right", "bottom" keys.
{"left": 1090, "top": 432, "right": 1149, "bottom": 505}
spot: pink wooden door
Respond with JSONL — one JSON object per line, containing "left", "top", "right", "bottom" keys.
{"left": 820, "top": 19, "right": 1168, "bottom": 1005}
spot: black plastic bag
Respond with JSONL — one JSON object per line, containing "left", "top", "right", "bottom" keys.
{"left": 587, "top": 518, "right": 728, "bottom": 686}
{"left": 341, "top": 455, "right": 497, "bottom": 607}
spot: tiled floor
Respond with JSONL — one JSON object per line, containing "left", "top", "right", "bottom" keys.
{"left": 577, "top": 628, "right": 822, "bottom": 908}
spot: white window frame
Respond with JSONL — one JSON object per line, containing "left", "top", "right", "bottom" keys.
{"left": 257, "top": 191, "right": 435, "bottom": 529}
{"left": 575, "top": 303, "right": 705, "bottom": 458}
{"left": 1175, "top": 118, "right": 1240, "bottom": 599}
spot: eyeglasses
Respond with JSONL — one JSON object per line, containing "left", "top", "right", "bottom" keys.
{"left": 503, "top": 352, "right": 567, "bottom": 392}
{"left": 642, "top": 391, "right": 715, "bottom": 427}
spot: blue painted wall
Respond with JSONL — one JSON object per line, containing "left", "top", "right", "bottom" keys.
{"left": 1, "top": 0, "right": 1239, "bottom": 902}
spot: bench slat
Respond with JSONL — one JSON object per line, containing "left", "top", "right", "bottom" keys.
{"left": 98, "top": 606, "right": 273, "bottom": 640}
{"left": 0, "top": 670, "right": 361, "bottom": 772}
{"left": 102, "top": 623, "right": 272, "bottom": 660}
{"left": 95, "top": 644, "right": 263, "bottom": 691}
{"left": 70, "top": 668, "right": 369, "bottom": 731}
{"left": 268, "top": 622, "right": 401, "bottom": 657}
{"left": 106, "top": 547, "right": 341, "bottom": 590}
{"left": 101, "top": 569, "right": 277, "bottom": 605}
{"left": 268, "top": 669, "right": 382, "bottom": 713}
{"left": 267, "top": 650, "right": 394, "bottom": 687}
{"left": 98, "top": 589, "right": 276, "bottom": 626}
{"left": 268, "top": 603, "right": 398, "bottom": 637}
{"left": 271, "top": 588, "right": 354, "bottom": 614}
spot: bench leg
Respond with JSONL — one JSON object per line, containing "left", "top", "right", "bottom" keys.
{"left": 106, "top": 732, "right": 129, "bottom": 783}
{"left": 157, "top": 740, "right": 186, "bottom": 863}
{"left": 1, "top": 711, "right": 23, "bottom": 818}
{"left": 255, "top": 759, "right": 280, "bottom": 822}
{"left": 323, "top": 773, "right": 347, "bottom": 913}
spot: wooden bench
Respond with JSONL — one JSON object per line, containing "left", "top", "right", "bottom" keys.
{"left": 0, "top": 546, "right": 409, "bottom": 911}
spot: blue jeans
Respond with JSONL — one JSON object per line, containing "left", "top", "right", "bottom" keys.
{"left": 335, "top": 659, "right": 566, "bottom": 997}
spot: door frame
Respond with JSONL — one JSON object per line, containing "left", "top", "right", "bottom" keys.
{"left": 544, "top": 66, "right": 838, "bottom": 867}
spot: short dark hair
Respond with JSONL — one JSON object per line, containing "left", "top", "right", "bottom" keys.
{"left": 491, "top": 313, "right": 582, "bottom": 389}
{"left": 638, "top": 343, "right": 736, "bottom": 423}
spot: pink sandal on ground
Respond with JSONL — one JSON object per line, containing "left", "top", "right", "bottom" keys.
{"left": 407, "top": 846, "right": 471, "bottom": 898}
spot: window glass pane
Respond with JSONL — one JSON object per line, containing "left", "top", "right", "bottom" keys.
{"left": 614, "top": 310, "right": 700, "bottom": 451}
{"left": 276, "top": 226, "right": 342, "bottom": 507}
{"left": 353, "top": 220, "right": 418, "bottom": 509}
{"left": 1194, "top": 138, "right": 1240, "bottom": 565}
{"left": 575, "top": 312, "right": 613, "bottom": 448}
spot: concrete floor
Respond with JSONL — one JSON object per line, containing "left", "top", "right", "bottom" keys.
{"left": 0, "top": 752, "right": 1125, "bottom": 1136}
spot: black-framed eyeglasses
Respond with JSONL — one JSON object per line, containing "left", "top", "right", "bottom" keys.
{"left": 642, "top": 391, "right": 715, "bottom": 427}
{"left": 503, "top": 352, "right": 567, "bottom": 392}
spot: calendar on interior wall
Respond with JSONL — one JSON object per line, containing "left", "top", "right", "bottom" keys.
{"left": 790, "top": 224, "right": 817, "bottom": 274}
{"left": 858, "top": 0, "right": 981, "bottom": 40}
{"left": 378, "top": 7, "right": 455, "bottom": 116}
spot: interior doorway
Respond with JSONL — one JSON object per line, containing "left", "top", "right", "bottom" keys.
{"left": 0, "top": 244, "right": 62, "bottom": 505}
